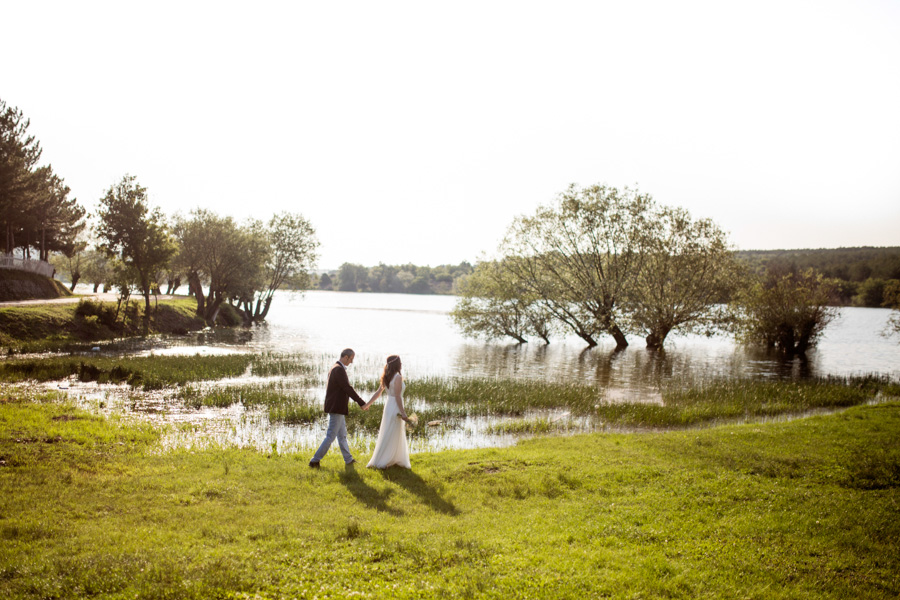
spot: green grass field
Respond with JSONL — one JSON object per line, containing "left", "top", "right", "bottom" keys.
{"left": 1, "top": 386, "right": 898, "bottom": 599}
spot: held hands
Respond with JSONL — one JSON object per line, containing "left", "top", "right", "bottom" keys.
{"left": 363, "top": 384, "right": 385, "bottom": 411}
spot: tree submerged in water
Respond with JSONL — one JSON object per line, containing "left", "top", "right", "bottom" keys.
{"left": 731, "top": 266, "right": 840, "bottom": 355}
{"left": 453, "top": 183, "right": 739, "bottom": 350}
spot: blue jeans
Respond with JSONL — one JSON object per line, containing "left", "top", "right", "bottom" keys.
{"left": 311, "top": 413, "right": 353, "bottom": 464}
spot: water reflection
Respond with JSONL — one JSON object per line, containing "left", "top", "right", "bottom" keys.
{"left": 69, "top": 290, "right": 900, "bottom": 384}
{"left": 38, "top": 289, "right": 900, "bottom": 454}
{"left": 450, "top": 340, "right": 825, "bottom": 400}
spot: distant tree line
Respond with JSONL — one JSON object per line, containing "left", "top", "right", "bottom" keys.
{"left": 319, "top": 262, "right": 473, "bottom": 295}
{"left": 737, "top": 247, "right": 900, "bottom": 308}
{"left": 450, "top": 184, "right": 849, "bottom": 355}
{"left": 0, "top": 98, "right": 85, "bottom": 262}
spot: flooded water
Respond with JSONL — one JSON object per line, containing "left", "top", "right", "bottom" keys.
{"left": 118, "top": 290, "right": 900, "bottom": 380}
{"left": 46, "top": 289, "right": 900, "bottom": 453}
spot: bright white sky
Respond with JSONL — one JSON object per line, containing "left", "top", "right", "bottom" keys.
{"left": 5, "top": 0, "right": 899, "bottom": 269}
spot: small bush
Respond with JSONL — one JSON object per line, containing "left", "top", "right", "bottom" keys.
{"left": 75, "top": 300, "right": 118, "bottom": 328}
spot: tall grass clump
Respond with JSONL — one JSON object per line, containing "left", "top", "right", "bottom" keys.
{"left": 485, "top": 418, "right": 555, "bottom": 435}
{"left": 266, "top": 402, "right": 322, "bottom": 424}
{"left": 178, "top": 382, "right": 323, "bottom": 425}
{"left": 408, "top": 377, "right": 601, "bottom": 415}
{"left": 249, "top": 353, "right": 317, "bottom": 379}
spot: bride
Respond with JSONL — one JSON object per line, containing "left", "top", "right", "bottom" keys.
{"left": 363, "top": 355, "right": 411, "bottom": 469}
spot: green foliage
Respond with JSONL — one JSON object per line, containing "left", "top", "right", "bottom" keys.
{"left": 332, "top": 262, "right": 473, "bottom": 294}
{"left": 233, "top": 212, "right": 319, "bottom": 323}
{"left": 500, "top": 184, "right": 657, "bottom": 348}
{"left": 0, "top": 98, "right": 85, "bottom": 260}
{"left": 884, "top": 281, "right": 900, "bottom": 341}
{"left": 172, "top": 208, "right": 267, "bottom": 325}
{"left": 737, "top": 247, "right": 900, "bottom": 282}
{"left": 732, "top": 266, "right": 840, "bottom": 354}
{"left": 456, "top": 184, "right": 739, "bottom": 349}
{"left": 451, "top": 259, "right": 556, "bottom": 343}
{"left": 625, "top": 204, "right": 740, "bottom": 348}
{"left": 95, "top": 175, "right": 176, "bottom": 323}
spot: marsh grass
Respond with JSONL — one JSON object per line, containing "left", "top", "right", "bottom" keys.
{"left": 596, "top": 375, "right": 896, "bottom": 428}
{"left": 3, "top": 350, "right": 896, "bottom": 438}
{"left": 0, "top": 354, "right": 253, "bottom": 390}
{"left": 178, "top": 382, "right": 323, "bottom": 424}
{"left": 407, "top": 377, "right": 602, "bottom": 415}
{"left": 248, "top": 352, "right": 317, "bottom": 378}
{"left": 1, "top": 386, "right": 898, "bottom": 598}
{"left": 485, "top": 417, "right": 555, "bottom": 435}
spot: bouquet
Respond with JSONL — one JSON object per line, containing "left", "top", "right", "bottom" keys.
{"left": 401, "top": 413, "right": 419, "bottom": 426}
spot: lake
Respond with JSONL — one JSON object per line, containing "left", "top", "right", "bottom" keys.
{"left": 57, "top": 288, "right": 900, "bottom": 453}
{"left": 168, "top": 290, "right": 899, "bottom": 386}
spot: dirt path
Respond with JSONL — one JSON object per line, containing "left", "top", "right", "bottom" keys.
{"left": 0, "top": 293, "right": 181, "bottom": 307}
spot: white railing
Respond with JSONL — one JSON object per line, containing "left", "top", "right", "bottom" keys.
{"left": 0, "top": 256, "right": 55, "bottom": 278}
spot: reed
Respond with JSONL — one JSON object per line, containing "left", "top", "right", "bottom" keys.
{"left": 407, "top": 377, "right": 601, "bottom": 415}
{"left": 248, "top": 352, "right": 317, "bottom": 378}
{"left": 266, "top": 402, "right": 321, "bottom": 424}
{"left": 178, "top": 382, "right": 323, "bottom": 425}
{"left": 0, "top": 354, "right": 253, "bottom": 390}
{"left": 485, "top": 418, "right": 554, "bottom": 435}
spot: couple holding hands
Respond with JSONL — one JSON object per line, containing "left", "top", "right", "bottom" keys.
{"left": 309, "top": 348, "right": 412, "bottom": 470}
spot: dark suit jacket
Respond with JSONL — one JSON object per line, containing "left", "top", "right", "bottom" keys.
{"left": 323, "top": 362, "right": 365, "bottom": 415}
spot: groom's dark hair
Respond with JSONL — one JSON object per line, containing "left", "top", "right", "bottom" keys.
{"left": 340, "top": 348, "right": 355, "bottom": 358}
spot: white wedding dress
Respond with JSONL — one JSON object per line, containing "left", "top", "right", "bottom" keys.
{"left": 366, "top": 374, "right": 411, "bottom": 469}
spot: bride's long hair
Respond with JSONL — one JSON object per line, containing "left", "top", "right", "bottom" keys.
{"left": 381, "top": 355, "right": 402, "bottom": 389}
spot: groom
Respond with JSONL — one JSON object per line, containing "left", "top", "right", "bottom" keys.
{"left": 309, "top": 348, "right": 368, "bottom": 468}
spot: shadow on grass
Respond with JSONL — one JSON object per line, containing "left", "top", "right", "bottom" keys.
{"left": 338, "top": 465, "right": 404, "bottom": 516}
{"left": 378, "top": 467, "right": 460, "bottom": 516}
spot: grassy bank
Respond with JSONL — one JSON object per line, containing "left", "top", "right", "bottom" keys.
{"left": 0, "top": 297, "right": 241, "bottom": 353}
{"left": 0, "top": 269, "right": 71, "bottom": 302}
{"left": 1, "top": 387, "right": 898, "bottom": 599}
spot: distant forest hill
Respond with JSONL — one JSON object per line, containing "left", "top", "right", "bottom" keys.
{"left": 298, "top": 247, "right": 900, "bottom": 307}
{"left": 736, "top": 247, "right": 900, "bottom": 281}
{"left": 304, "top": 262, "right": 474, "bottom": 295}
{"left": 737, "top": 247, "right": 900, "bottom": 307}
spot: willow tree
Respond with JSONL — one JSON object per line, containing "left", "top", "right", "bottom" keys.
{"left": 451, "top": 258, "right": 556, "bottom": 344}
{"left": 172, "top": 209, "right": 266, "bottom": 325}
{"left": 625, "top": 205, "right": 739, "bottom": 349}
{"left": 236, "top": 212, "right": 319, "bottom": 323}
{"left": 732, "top": 266, "right": 840, "bottom": 354}
{"left": 502, "top": 184, "right": 653, "bottom": 349}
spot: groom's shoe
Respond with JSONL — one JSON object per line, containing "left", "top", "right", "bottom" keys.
{"left": 308, "top": 461, "right": 320, "bottom": 468}
{"left": 345, "top": 459, "right": 357, "bottom": 466}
